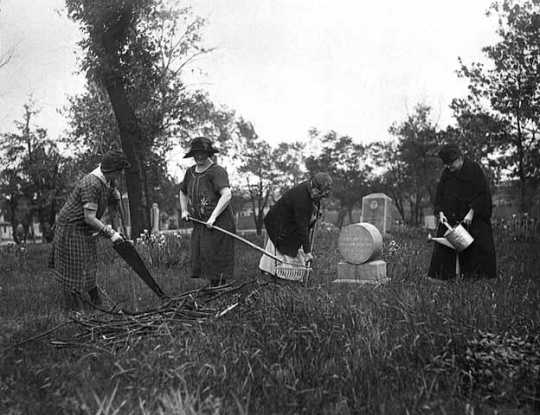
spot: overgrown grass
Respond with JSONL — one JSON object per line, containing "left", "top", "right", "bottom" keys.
{"left": 0, "top": 227, "right": 539, "bottom": 414}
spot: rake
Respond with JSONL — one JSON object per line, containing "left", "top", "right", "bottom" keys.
{"left": 187, "top": 216, "right": 313, "bottom": 285}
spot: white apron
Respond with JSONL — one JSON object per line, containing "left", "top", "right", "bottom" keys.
{"left": 258, "top": 238, "right": 308, "bottom": 276}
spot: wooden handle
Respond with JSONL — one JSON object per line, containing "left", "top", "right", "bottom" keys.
{"left": 188, "top": 216, "right": 286, "bottom": 263}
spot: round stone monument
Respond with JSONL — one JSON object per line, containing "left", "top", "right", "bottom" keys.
{"left": 337, "top": 222, "right": 383, "bottom": 265}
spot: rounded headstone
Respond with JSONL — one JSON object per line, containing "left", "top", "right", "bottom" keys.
{"left": 337, "top": 222, "right": 383, "bottom": 264}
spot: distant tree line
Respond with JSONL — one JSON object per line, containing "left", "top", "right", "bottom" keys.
{"left": 0, "top": 0, "right": 538, "bottom": 241}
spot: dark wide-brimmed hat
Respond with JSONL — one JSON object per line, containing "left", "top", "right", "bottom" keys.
{"left": 438, "top": 144, "right": 462, "bottom": 164}
{"left": 184, "top": 137, "right": 219, "bottom": 158}
{"left": 101, "top": 149, "right": 131, "bottom": 173}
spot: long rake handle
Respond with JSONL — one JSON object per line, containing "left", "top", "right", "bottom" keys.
{"left": 188, "top": 216, "right": 285, "bottom": 263}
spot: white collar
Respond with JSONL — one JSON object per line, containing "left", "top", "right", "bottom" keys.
{"left": 90, "top": 165, "right": 109, "bottom": 186}
{"left": 194, "top": 160, "right": 214, "bottom": 173}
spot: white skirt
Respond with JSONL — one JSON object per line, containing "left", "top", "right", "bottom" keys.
{"left": 258, "top": 238, "right": 307, "bottom": 276}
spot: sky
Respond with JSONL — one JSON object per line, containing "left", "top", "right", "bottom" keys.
{"left": 0, "top": 0, "right": 499, "bottom": 150}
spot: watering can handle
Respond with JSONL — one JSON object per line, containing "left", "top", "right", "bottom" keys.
{"left": 441, "top": 217, "right": 453, "bottom": 232}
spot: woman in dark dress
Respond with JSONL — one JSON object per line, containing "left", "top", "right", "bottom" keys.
{"left": 179, "top": 137, "right": 235, "bottom": 286}
{"left": 259, "top": 172, "right": 332, "bottom": 276}
{"left": 428, "top": 144, "right": 497, "bottom": 280}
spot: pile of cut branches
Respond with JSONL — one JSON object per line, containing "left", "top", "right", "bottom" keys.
{"left": 47, "top": 281, "right": 265, "bottom": 351}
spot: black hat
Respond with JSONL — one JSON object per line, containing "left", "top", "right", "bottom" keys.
{"left": 438, "top": 144, "right": 462, "bottom": 164}
{"left": 101, "top": 149, "right": 131, "bottom": 173}
{"left": 184, "top": 137, "right": 219, "bottom": 158}
{"left": 311, "top": 172, "right": 333, "bottom": 191}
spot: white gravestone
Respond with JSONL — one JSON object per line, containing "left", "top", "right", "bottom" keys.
{"left": 151, "top": 203, "right": 160, "bottom": 233}
{"left": 360, "top": 193, "right": 393, "bottom": 236}
{"left": 121, "top": 193, "right": 131, "bottom": 238}
{"left": 424, "top": 214, "right": 437, "bottom": 230}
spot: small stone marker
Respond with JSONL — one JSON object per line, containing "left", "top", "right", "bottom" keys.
{"left": 424, "top": 214, "right": 436, "bottom": 230}
{"left": 151, "top": 203, "right": 160, "bottom": 233}
{"left": 360, "top": 193, "right": 393, "bottom": 236}
{"left": 121, "top": 193, "right": 132, "bottom": 238}
{"left": 334, "top": 222, "right": 389, "bottom": 285}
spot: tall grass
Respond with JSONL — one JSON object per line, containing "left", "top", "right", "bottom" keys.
{"left": 0, "top": 228, "right": 538, "bottom": 414}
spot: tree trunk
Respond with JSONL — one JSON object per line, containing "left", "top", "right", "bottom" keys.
{"left": 255, "top": 213, "right": 264, "bottom": 235}
{"left": 515, "top": 121, "right": 527, "bottom": 213}
{"left": 414, "top": 192, "right": 421, "bottom": 226}
{"left": 387, "top": 187, "right": 406, "bottom": 222}
{"left": 336, "top": 207, "right": 347, "bottom": 229}
{"left": 141, "top": 162, "right": 152, "bottom": 228}
{"left": 102, "top": 76, "right": 149, "bottom": 237}
{"left": 407, "top": 198, "right": 415, "bottom": 226}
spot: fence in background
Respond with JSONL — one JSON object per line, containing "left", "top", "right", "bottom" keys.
{"left": 492, "top": 214, "right": 539, "bottom": 241}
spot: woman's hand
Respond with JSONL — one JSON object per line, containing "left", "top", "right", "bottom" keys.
{"left": 462, "top": 209, "right": 474, "bottom": 226}
{"left": 206, "top": 216, "right": 216, "bottom": 229}
{"left": 110, "top": 231, "right": 123, "bottom": 243}
{"left": 205, "top": 187, "right": 231, "bottom": 229}
{"left": 438, "top": 211, "right": 448, "bottom": 224}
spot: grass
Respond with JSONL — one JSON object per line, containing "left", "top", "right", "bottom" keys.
{"left": 0, "top": 226, "right": 539, "bottom": 414}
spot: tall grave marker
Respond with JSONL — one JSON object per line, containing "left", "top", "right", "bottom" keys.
{"left": 360, "top": 193, "right": 393, "bottom": 236}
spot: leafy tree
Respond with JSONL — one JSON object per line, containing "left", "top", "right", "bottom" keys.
{"left": 387, "top": 104, "right": 442, "bottom": 225}
{"left": 456, "top": 0, "right": 540, "bottom": 211}
{"left": 368, "top": 140, "right": 408, "bottom": 222}
{"left": 65, "top": 0, "right": 154, "bottom": 237}
{"left": 441, "top": 101, "right": 503, "bottom": 189}
{"left": 0, "top": 101, "right": 71, "bottom": 242}
{"left": 305, "top": 129, "right": 371, "bottom": 228}
{"left": 271, "top": 141, "right": 307, "bottom": 193}
{"left": 369, "top": 105, "right": 442, "bottom": 225}
{"left": 231, "top": 118, "right": 306, "bottom": 234}
{"left": 445, "top": 100, "right": 506, "bottom": 176}
{"left": 64, "top": 0, "right": 222, "bottom": 235}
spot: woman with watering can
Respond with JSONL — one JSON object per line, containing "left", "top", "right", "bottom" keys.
{"left": 49, "top": 150, "right": 131, "bottom": 309}
{"left": 428, "top": 144, "right": 496, "bottom": 280}
{"left": 179, "top": 137, "right": 235, "bottom": 287}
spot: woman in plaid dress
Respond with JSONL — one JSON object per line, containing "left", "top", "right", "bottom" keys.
{"left": 50, "top": 150, "right": 130, "bottom": 308}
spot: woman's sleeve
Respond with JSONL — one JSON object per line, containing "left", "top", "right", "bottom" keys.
{"left": 293, "top": 196, "right": 312, "bottom": 253}
{"left": 433, "top": 175, "right": 444, "bottom": 216}
{"left": 81, "top": 179, "right": 100, "bottom": 210}
{"left": 469, "top": 163, "right": 492, "bottom": 219}
{"left": 211, "top": 166, "right": 231, "bottom": 191}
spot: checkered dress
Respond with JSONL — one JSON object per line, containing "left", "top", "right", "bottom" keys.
{"left": 50, "top": 173, "right": 111, "bottom": 293}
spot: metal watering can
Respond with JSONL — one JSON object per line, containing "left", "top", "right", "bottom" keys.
{"left": 428, "top": 216, "right": 474, "bottom": 252}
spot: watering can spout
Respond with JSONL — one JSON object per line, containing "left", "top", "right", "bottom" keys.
{"left": 427, "top": 213, "right": 474, "bottom": 252}
{"left": 427, "top": 233, "right": 456, "bottom": 250}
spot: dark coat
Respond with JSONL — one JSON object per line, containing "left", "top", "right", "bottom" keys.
{"left": 428, "top": 159, "right": 497, "bottom": 279}
{"left": 264, "top": 181, "right": 319, "bottom": 257}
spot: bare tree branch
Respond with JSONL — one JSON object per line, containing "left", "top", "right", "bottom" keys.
{"left": 0, "top": 46, "right": 15, "bottom": 70}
